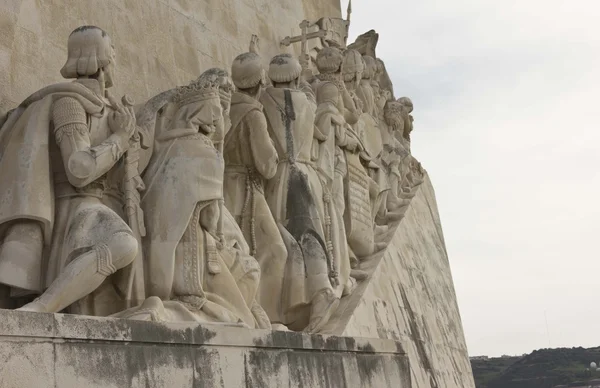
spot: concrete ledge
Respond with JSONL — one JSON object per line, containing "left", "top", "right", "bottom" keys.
{"left": 0, "top": 309, "right": 411, "bottom": 387}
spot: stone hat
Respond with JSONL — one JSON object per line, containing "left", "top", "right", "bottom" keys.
{"left": 316, "top": 47, "right": 343, "bottom": 74}
{"left": 61, "top": 26, "right": 114, "bottom": 79}
{"left": 268, "top": 54, "right": 302, "bottom": 83}
{"left": 342, "top": 49, "right": 365, "bottom": 77}
{"left": 231, "top": 52, "right": 264, "bottom": 89}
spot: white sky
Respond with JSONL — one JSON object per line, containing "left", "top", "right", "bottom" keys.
{"left": 346, "top": 0, "right": 600, "bottom": 357}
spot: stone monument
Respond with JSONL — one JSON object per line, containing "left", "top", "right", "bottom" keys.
{"left": 0, "top": 1, "right": 475, "bottom": 387}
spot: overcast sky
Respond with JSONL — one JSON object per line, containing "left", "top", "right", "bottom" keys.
{"left": 346, "top": 0, "right": 600, "bottom": 357}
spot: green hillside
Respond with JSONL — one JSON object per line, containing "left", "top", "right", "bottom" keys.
{"left": 472, "top": 347, "right": 600, "bottom": 388}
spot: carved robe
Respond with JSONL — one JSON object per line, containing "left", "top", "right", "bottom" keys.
{"left": 356, "top": 78, "right": 389, "bottom": 221}
{"left": 224, "top": 92, "right": 288, "bottom": 323}
{"left": 137, "top": 122, "right": 265, "bottom": 328}
{"left": 316, "top": 76, "right": 375, "bottom": 259}
{"left": 260, "top": 86, "right": 334, "bottom": 328}
{"left": 0, "top": 80, "right": 135, "bottom": 315}
{"left": 312, "top": 79, "right": 355, "bottom": 295}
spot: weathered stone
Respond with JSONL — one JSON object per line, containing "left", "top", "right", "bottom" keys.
{"left": 0, "top": 310, "right": 409, "bottom": 388}
{"left": 0, "top": 0, "right": 341, "bottom": 106}
{"left": 0, "top": 0, "right": 476, "bottom": 386}
{"left": 341, "top": 175, "right": 476, "bottom": 388}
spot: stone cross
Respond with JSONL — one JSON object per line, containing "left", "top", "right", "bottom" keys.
{"left": 280, "top": 20, "right": 326, "bottom": 70}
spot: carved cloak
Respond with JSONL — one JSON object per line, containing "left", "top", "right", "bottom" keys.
{"left": 0, "top": 82, "right": 104, "bottom": 293}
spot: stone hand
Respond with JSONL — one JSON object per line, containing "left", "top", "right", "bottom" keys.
{"left": 107, "top": 92, "right": 136, "bottom": 140}
{"left": 346, "top": 138, "right": 359, "bottom": 152}
{"left": 331, "top": 114, "right": 345, "bottom": 127}
{"left": 200, "top": 201, "right": 220, "bottom": 236}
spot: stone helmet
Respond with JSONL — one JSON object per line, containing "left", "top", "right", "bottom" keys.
{"left": 341, "top": 49, "right": 365, "bottom": 82}
{"left": 60, "top": 26, "right": 115, "bottom": 86}
{"left": 268, "top": 54, "right": 302, "bottom": 83}
{"left": 362, "top": 56, "right": 377, "bottom": 80}
{"left": 315, "top": 47, "right": 343, "bottom": 74}
{"left": 231, "top": 52, "right": 265, "bottom": 90}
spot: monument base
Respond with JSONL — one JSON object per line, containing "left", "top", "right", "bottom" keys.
{"left": 0, "top": 310, "right": 410, "bottom": 388}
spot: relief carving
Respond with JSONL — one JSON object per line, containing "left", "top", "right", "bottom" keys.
{"left": 0, "top": 24, "right": 426, "bottom": 335}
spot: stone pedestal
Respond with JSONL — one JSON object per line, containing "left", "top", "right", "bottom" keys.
{"left": 0, "top": 310, "right": 410, "bottom": 388}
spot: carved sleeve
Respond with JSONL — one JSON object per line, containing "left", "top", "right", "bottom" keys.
{"left": 314, "top": 83, "right": 341, "bottom": 141}
{"left": 247, "top": 110, "right": 278, "bottom": 179}
{"left": 342, "top": 88, "right": 360, "bottom": 125}
{"left": 334, "top": 123, "right": 358, "bottom": 149}
{"left": 52, "top": 97, "right": 128, "bottom": 188}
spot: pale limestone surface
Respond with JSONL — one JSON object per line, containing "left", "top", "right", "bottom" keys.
{"left": 0, "top": 1, "right": 477, "bottom": 386}
{"left": 0, "top": 309, "right": 410, "bottom": 388}
{"left": 0, "top": 0, "right": 340, "bottom": 114}
{"left": 342, "top": 175, "right": 476, "bottom": 388}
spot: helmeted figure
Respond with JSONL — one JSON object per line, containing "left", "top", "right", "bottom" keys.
{"left": 0, "top": 26, "right": 141, "bottom": 315}
{"left": 260, "top": 54, "right": 338, "bottom": 332}
{"left": 224, "top": 48, "right": 289, "bottom": 326}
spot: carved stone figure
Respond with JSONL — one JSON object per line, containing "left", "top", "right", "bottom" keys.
{"left": 396, "top": 97, "right": 414, "bottom": 146}
{"left": 383, "top": 99, "right": 416, "bottom": 207}
{"left": 341, "top": 50, "right": 380, "bottom": 257}
{"left": 0, "top": 26, "right": 142, "bottom": 315}
{"left": 224, "top": 49, "right": 289, "bottom": 327}
{"left": 356, "top": 56, "right": 377, "bottom": 118}
{"left": 261, "top": 54, "right": 339, "bottom": 332}
{"left": 395, "top": 97, "right": 425, "bottom": 189}
{"left": 311, "top": 47, "right": 356, "bottom": 297}
{"left": 354, "top": 55, "right": 390, "bottom": 224}
{"left": 118, "top": 75, "right": 269, "bottom": 328}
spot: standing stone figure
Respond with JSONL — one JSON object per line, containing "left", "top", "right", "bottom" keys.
{"left": 0, "top": 26, "right": 141, "bottom": 315}
{"left": 312, "top": 48, "right": 374, "bottom": 261}
{"left": 224, "top": 49, "right": 289, "bottom": 327}
{"left": 383, "top": 99, "right": 415, "bottom": 206}
{"left": 395, "top": 97, "right": 425, "bottom": 189}
{"left": 354, "top": 55, "right": 391, "bottom": 224}
{"left": 261, "top": 54, "right": 338, "bottom": 332}
{"left": 311, "top": 47, "right": 359, "bottom": 295}
{"left": 123, "top": 74, "right": 268, "bottom": 328}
